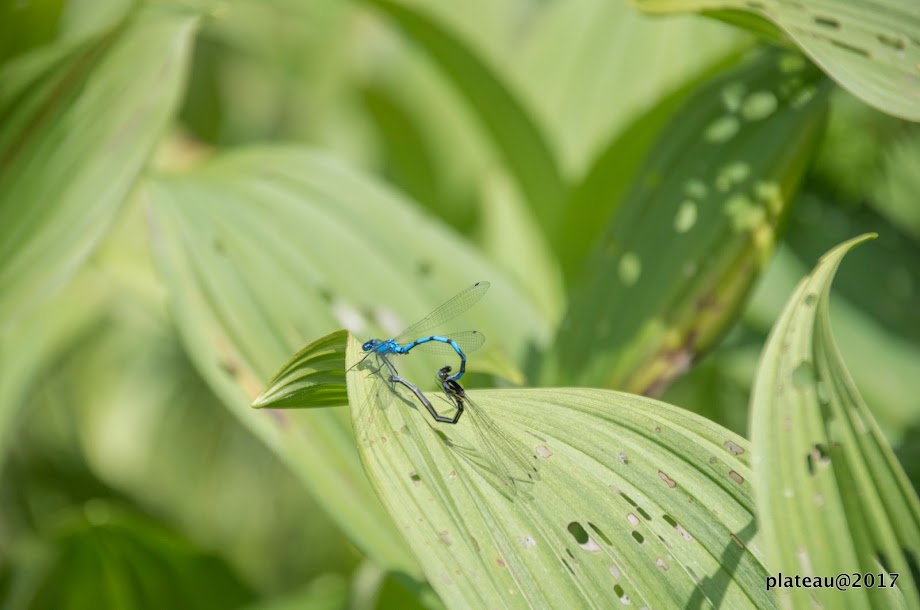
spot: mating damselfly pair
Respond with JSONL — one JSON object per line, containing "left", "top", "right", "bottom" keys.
{"left": 353, "top": 281, "right": 540, "bottom": 494}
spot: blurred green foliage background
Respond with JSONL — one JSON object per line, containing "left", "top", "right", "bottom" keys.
{"left": 1, "top": 0, "right": 918, "bottom": 608}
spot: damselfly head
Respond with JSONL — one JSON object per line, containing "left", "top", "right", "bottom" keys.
{"left": 436, "top": 365, "right": 453, "bottom": 381}
{"left": 361, "top": 339, "right": 379, "bottom": 351}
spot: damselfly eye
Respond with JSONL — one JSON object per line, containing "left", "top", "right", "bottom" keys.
{"left": 362, "top": 341, "right": 374, "bottom": 351}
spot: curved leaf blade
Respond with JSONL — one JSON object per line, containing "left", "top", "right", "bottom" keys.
{"left": 253, "top": 330, "right": 348, "bottom": 410}
{"left": 347, "top": 334, "right": 772, "bottom": 609}
{"left": 751, "top": 234, "right": 920, "bottom": 608}
{"left": 632, "top": 0, "right": 920, "bottom": 121}
{"left": 0, "top": 5, "right": 198, "bottom": 328}
{"left": 552, "top": 50, "right": 828, "bottom": 393}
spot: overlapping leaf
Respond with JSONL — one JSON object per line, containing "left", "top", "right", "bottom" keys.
{"left": 751, "top": 234, "right": 920, "bottom": 608}
{"left": 552, "top": 50, "right": 828, "bottom": 394}
{"left": 0, "top": 4, "right": 198, "bottom": 329}
{"left": 347, "top": 334, "right": 772, "bottom": 609}
{"left": 632, "top": 0, "right": 920, "bottom": 121}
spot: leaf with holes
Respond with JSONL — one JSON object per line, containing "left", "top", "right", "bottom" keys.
{"left": 347, "top": 334, "right": 773, "bottom": 609}
{"left": 751, "top": 234, "right": 920, "bottom": 609}
{"left": 550, "top": 49, "right": 828, "bottom": 394}
{"left": 147, "top": 145, "right": 548, "bottom": 577}
{"left": 0, "top": 4, "right": 198, "bottom": 329}
{"left": 631, "top": 0, "right": 920, "bottom": 121}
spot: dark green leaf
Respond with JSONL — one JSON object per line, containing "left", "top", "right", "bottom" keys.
{"left": 5, "top": 502, "right": 252, "bottom": 610}
{"left": 552, "top": 50, "right": 828, "bottom": 393}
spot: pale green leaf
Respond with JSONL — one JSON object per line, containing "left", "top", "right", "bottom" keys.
{"left": 631, "top": 0, "right": 920, "bottom": 121}
{"left": 147, "top": 145, "right": 549, "bottom": 576}
{"left": 346, "top": 333, "right": 773, "bottom": 609}
{"left": 512, "top": 0, "right": 747, "bottom": 177}
{"left": 751, "top": 234, "right": 920, "bottom": 608}
{"left": 0, "top": 4, "right": 198, "bottom": 329}
{"left": 365, "top": 0, "right": 569, "bottom": 243}
{"left": 552, "top": 50, "right": 829, "bottom": 393}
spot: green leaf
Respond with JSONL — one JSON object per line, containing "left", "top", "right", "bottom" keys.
{"left": 4, "top": 502, "right": 253, "bottom": 610}
{"left": 631, "top": 0, "right": 920, "bottom": 122}
{"left": 253, "top": 330, "right": 348, "bottom": 409}
{"left": 0, "top": 267, "right": 108, "bottom": 466}
{"left": 512, "top": 0, "right": 747, "bottom": 178}
{"left": 147, "top": 145, "right": 548, "bottom": 577}
{"left": 551, "top": 49, "right": 829, "bottom": 393}
{"left": 0, "top": 4, "right": 198, "bottom": 329}
{"left": 751, "top": 234, "right": 920, "bottom": 608}
{"left": 746, "top": 244, "right": 920, "bottom": 437}
{"left": 346, "top": 333, "right": 773, "bottom": 609}
{"left": 365, "top": 0, "right": 569, "bottom": 243}
{"left": 558, "top": 49, "right": 750, "bottom": 279}
{"left": 872, "top": 130, "right": 920, "bottom": 241}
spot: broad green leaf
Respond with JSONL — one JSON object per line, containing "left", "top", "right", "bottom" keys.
{"left": 512, "top": 0, "right": 747, "bottom": 177}
{"left": 3, "top": 502, "right": 253, "bottom": 610}
{"left": 631, "top": 0, "right": 920, "bottom": 122}
{"left": 751, "top": 234, "right": 920, "bottom": 608}
{"left": 346, "top": 333, "right": 773, "bottom": 609}
{"left": 147, "top": 146, "right": 548, "bottom": 576}
{"left": 0, "top": 4, "right": 198, "bottom": 329}
{"left": 551, "top": 50, "right": 829, "bottom": 393}
{"left": 365, "top": 0, "right": 569, "bottom": 243}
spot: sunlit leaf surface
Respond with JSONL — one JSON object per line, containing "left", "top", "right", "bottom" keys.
{"left": 553, "top": 50, "right": 828, "bottom": 394}
{"left": 751, "top": 234, "right": 920, "bottom": 608}
{"left": 632, "top": 0, "right": 920, "bottom": 121}
{"left": 347, "top": 334, "right": 772, "bottom": 609}
{"left": 0, "top": 5, "right": 198, "bottom": 328}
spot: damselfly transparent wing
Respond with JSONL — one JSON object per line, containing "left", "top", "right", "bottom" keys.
{"left": 393, "top": 282, "right": 489, "bottom": 343}
{"left": 452, "top": 391, "right": 540, "bottom": 497}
